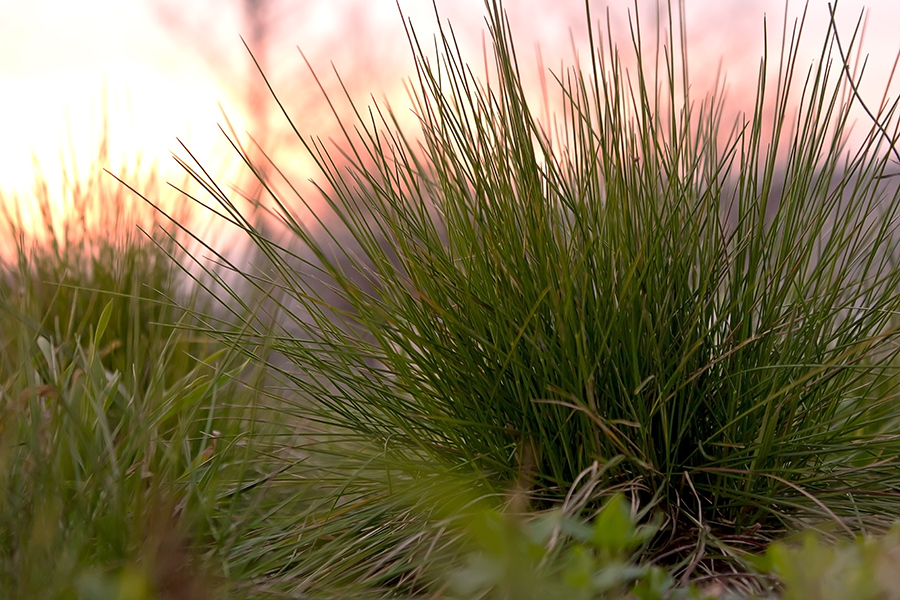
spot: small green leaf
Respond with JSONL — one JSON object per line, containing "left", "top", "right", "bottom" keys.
{"left": 95, "top": 300, "right": 114, "bottom": 346}
{"left": 561, "top": 544, "right": 594, "bottom": 591}
{"left": 592, "top": 494, "right": 637, "bottom": 553}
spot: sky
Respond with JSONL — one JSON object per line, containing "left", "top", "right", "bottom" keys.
{"left": 1, "top": 0, "right": 899, "bottom": 236}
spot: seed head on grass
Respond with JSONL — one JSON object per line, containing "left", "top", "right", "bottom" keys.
{"left": 159, "top": 0, "right": 900, "bottom": 594}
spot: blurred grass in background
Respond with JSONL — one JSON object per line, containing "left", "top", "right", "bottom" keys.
{"left": 0, "top": 131, "right": 266, "bottom": 598}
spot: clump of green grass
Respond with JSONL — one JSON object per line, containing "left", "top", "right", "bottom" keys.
{"left": 0, "top": 133, "right": 263, "bottom": 599}
{"left": 148, "top": 0, "right": 900, "bottom": 596}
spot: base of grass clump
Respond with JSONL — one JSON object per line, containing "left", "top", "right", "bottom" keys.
{"left": 153, "top": 0, "right": 900, "bottom": 595}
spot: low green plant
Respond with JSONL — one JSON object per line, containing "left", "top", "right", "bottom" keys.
{"left": 755, "top": 524, "right": 900, "bottom": 600}
{"left": 141, "top": 0, "right": 900, "bottom": 596}
{"left": 450, "top": 494, "right": 706, "bottom": 600}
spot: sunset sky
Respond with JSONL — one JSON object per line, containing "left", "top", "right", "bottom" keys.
{"left": 2, "top": 0, "right": 899, "bottom": 231}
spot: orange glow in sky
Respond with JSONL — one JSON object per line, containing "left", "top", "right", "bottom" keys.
{"left": 2, "top": 0, "right": 899, "bottom": 241}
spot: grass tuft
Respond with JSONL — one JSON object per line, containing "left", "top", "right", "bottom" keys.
{"left": 150, "top": 0, "right": 900, "bottom": 595}
{"left": 0, "top": 131, "right": 258, "bottom": 599}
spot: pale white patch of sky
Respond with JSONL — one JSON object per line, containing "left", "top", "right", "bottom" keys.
{"left": 1, "top": 0, "right": 898, "bottom": 224}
